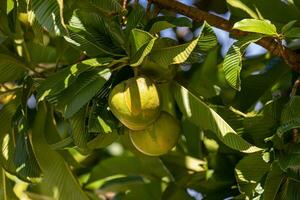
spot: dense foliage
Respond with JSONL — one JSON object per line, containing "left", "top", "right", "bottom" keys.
{"left": 1, "top": 0, "right": 300, "bottom": 199}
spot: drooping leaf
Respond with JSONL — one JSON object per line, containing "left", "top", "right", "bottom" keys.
{"left": 30, "top": 103, "right": 89, "bottom": 200}
{"left": 223, "top": 34, "right": 262, "bottom": 90}
{"left": 233, "top": 19, "right": 277, "bottom": 36}
{"left": 173, "top": 81, "right": 261, "bottom": 153}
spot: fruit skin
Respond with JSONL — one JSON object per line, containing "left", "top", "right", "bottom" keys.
{"left": 108, "top": 76, "right": 161, "bottom": 130}
{"left": 129, "top": 111, "right": 180, "bottom": 156}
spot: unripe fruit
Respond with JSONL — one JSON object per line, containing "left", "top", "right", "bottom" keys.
{"left": 108, "top": 76, "right": 161, "bottom": 130}
{"left": 129, "top": 111, "right": 180, "bottom": 156}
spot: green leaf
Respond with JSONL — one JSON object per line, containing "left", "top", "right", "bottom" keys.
{"left": 243, "top": 100, "right": 281, "bottom": 147}
{"left": 0, "top": 54, "right": 26, "bottom": 83}
{"left": 276, "top": 97, "right": 300, "bottom": 138}
{"left": 162, "top": 183, "right": 194, "bottom": 200}
{"left": 226, "top": 0, "right": 259, "bottom": 19}
{"left": 173, "top": 81, "right": 262, "bottom": 153}
{"left": 37, "top": 58, "right": 112, "bottom": 102}
{"left": 87, "top": 130, "right": 119, "bottom": 149}
{"left": 278, "top": 144, "right": 300, "bottom": 181}
{"left": 227, "top": 0, "right": 300, "bottom": 27}
{"left": 149, "top": 22, "right": 217, "bottom": 66}
{"left": 235, "top": 153, "right": 270, "bottom": 197}
{"left": 6, "top": 0, "right": 14, "bottom": 14}
{"left": 69, "top": 107, "right": 90, "bottom": 154}
{"left": 129, "top": 28, "right": 155, "bottom": 56}
{"left": 123, "top": 181, "right": 162, "bottom": 200}
{"left": 149, "top": 36, "right": 199, "bottom": 66}
{"left": 26, "top": 42, "right": 57, "bottom": 64}
{"left": 182, "top": 119, "right": 202, "bottom": 157}
{"left": 32, "top": 0, "right": 66, "bottom": 35}
{"left": 233, "top": 19, "right": 277, "bottom": 35}
{"left": 124, "top": 4, "right": 146, "bottom": 36}
{"left": 0, "top": 168, "right": 18, "bottom": 200}
{"left": 57, "top": 69, "right": 110, "bottom": 118}
{"left": 223, "top": 34, "right": 262, "bottom": 90}
{"left": 90, "top": 0, "right": 124, "bottom": 16}
{"left": 284, "top": 27, "right": 300, "bottom": 38}
{"left": 87, "top": 101, "right": 119, "bottom": 149}
{"left": 30, "top": 103, "right": 89, "bottom": 200}
{"left": 14, "top": 131, "right": 41, "bottom": 182}
{"left": 87, "top": 156, "right": 172, "bottom": 185}
{"left": 281, "top": 20, "right": 297, "bottom": 34}
{"left": 130, "top": 38, "right": 157, "bottom": 67}
{"left": 188, "top": 47, "right": 219, "bottom": 98}
{"left": 232, "top": 58, "right": 288, "bottom": 111}
{"left": 0, "top": 31, "right": 8, "bottom": 44}
{"left": 0, "top": 98, "right": 20, "bottom": 175}
{"left": 148, "top": 16, "right": 192, "bottom": 34}
{"left": 65, "top": 10, "right": 123, "bottom": 57}
{"left": 196, "top": 22, "right": 218, "bottom": 53}
{"left": 276, "top": 179, "right": 300, "bottom": 200}
{"left": 264, "top": 162, "right": 285, "bottom": 200}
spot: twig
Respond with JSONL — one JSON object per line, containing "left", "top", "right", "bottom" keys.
{"left": 150, "top": 0, "right": 300, "bottom": 72}
{"left": 146, "top": 0, "right": 152, "bottom": 19}
{"left": 290, "top": 77, "right": 300, "bottom": 97}
{"left": 290, "top": 77, "right": 300, "bottom": 143}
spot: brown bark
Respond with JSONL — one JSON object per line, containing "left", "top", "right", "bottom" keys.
{"left": 151, "top": 0, "right": 300, "bottom": 71}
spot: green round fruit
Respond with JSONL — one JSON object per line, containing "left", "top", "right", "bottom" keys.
{"left": 129, "top": 111, "right": 180, "bottom": 156}
{"left": 108, "top": 76, "right": 161, "bottom": 130}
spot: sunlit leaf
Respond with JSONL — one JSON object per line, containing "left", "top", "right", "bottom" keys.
{"left": 173, "top": 81, "right": 261, "bottom": 153}
{"left": 233, "top": 19, "right": 277, "bottom": 35}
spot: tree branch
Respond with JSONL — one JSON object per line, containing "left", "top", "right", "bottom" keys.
{"left": 151, "top": 0, "right": 300, "bottom": 71}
